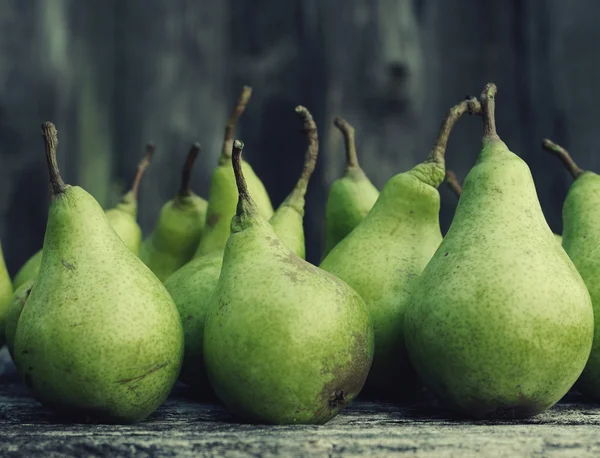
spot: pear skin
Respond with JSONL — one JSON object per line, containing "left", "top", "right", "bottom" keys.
{"left": 5, "top": 279, "right": 33, "bottom": 360}
{"left": 404, "top": 84, "right": 593, "bottom": 419}
{"left": 14, "top": 123, "right": 183, "bottom": 424}
{"left": 140, "top": 143, "right": 208, "bottom": 281}
{"left": 322, "top": 117, "right": 379, "bottom": 258}
{"left": 194, "top": 86, "right": 273, "bottom": 257}
{"left": 165, "top": 106, "right": 319, "bottom": 393}
{"left": 203, "top": 140, "right": 373, "bottom": 424}
{"left": 0, "top": 241, "right": 13, "bottom": 347}
{"left": 12, "top": 144, "right": 154, "bottom": 290}
{"left": 321, "top": 97, "right": 481, "bottom": 399}
{"left": 542, "top": 138, "right": 600, "bottom": 399}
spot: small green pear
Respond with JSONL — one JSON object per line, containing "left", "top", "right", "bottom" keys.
{"left": 322, "top": 117, "right": 379, "bottom": 258}
{"left": 12, "top": 144, "right": 154, "bottom": 290}
{"left": 165, "top": 106, "right": 319, "bottom": 393}
{"left": 194, "top": 86, "right": 273, "bottom": 257}
{"left": 404, "top": 84, "right": 594, "bottom": 419}
{"left": 542, "top": 138, "right": 600, "bottom": 399}
{"left": 0, "top": 241, "right": 13, "bottom": 347}
{"left": 5, "top": 279, "right": 33, "bottom": 360}
{"left": 320, "top": 97, "right": 480, "bottom": 399}
{"left": 203, "top": 139, "right": 373, "bottom": 424}
{"left": 140, "top": 143, "right": 208, "bottom": 282}
{"left": 14, "top": 123, "right": 183, "bottom": 424}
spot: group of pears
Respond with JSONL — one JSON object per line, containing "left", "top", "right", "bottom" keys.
{"left": 0, "top": 82, "right": 598, "bottom": 425}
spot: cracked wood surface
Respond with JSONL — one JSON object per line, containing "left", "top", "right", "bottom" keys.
{"left": 1, "top": 349, "right": 600, "bottom": 457}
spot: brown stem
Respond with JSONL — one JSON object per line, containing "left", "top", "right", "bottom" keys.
{"left": 179, "top": 142, "right": 201, "bottom": 196}
{"left": 291, "top": 105, "right": 319, "bottom": 199}
{"left": 221, "top": 86, "right": 253, "bottom": 162}
{"left": 333, "top": 116, "right": 358, "bottom": 169}
{"left": 480, "top": 83, "right": 499, "bottom": 141}
{"left": 231, "top": 139, "right": 250, "bottom": 202}
{"left": 130, "top": 143, "right": 155, "bottom": 200}
{"left": 426, "top": 96, "right": 482, "bottom": 164}
{"left": 542, "top": 138, "right": 584, "bottom": 180}
{"left": 41, "top": 122, "right": 65, "bottom": 197}
{"left": 445, "top": 170, "right": 462, "bottom": 198}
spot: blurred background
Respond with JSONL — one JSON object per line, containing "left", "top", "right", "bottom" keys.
{"left": 0, "top": 0, "right": 597, "bottom": 271}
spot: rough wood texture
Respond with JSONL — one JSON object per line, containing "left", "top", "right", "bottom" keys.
{"left": 1, "top": 0, "right": 600, "bottom": 267}
{"left": 0, "top": 349, "right": 599, "bottom": 457}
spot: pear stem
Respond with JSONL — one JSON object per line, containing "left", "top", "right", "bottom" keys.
{"left": 179, "top": 142, "right": 201, "bottom": 196}
{"left": 130, "top": 143, "right": 155, "bottom": 200}
{"left": 542, "top": 138, "right": 584, "bottom": 180}
{"left": 231, "top": 139, "right": 251, "bottom": 202}
{"left": 41, "top": 122, "right": 65, "bottom": 197}
{"left": 333, "top": 116, "right": 359, "bottom": 169}
{"left": 480, "top": 83, "right": 499, "bottom": 141}
{"left": 221, "top": 86, "right": 253, "bottom": 163}
{"left": 426, "top": 96, "right": 481, "bottom": 165}
{"left": 445, "top": 170, "right": 462, "bottom": 198}
{"left": 289, "top": 105, "right": 319, "bottom": 200}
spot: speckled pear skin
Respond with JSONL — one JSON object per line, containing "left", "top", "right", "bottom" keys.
{"left": 554, "top": 233, "right": 563, "bottom": 244}
{"left": 321, "top": 161, "right": 443, "bottom": 398}
{"left": 0, "top": 242, "right": 13, "bottom": 347}
{"left": 404, "top": 134, "right": 594, "bottom": 419}
{"left": 165, "top": 204, "right": 307, "bottom": 393}
{"left": 559, "top": 172, "right": 600, "bottom": 398}
{"left": 5, "top": 279, "right": 33, "bottom": 360}
{"left": 194, "top": 160, "right": 273, "bottom": 257}
{"left": 14, "top": 184, "right": 184, "bottom": 424}
{"left": 13, "top": 191, "right": 142, "bottom": 290}
{"left": 204, "top": 209, "right": 373, "bottom": 424}
{"left": 140, "top": 193, "right": 207, "bottom": 282}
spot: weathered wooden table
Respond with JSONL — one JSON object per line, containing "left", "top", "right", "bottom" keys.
{"left": 1, "top": 347, "right": 599, "bottom": 457}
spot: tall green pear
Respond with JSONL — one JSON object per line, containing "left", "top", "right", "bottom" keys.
{"left": 320, "top": 97, "right": 480, "bottom": 399}
{"left": 165, "top": 106, "right": 319, "bottom": 393}
{"left": 5, "top": 279, "right": 33, "bottom": 359}
{"left": 12, "top": 144, "right": 154, "bottom": 290}
{"left": 140, "top": 143, "right": 208, "bottom": 282}
{"left": 0, "top": 241, "right": 13, "bottom": 347}
{"left": 203, "top": 139, "right": 373, "bottom": 424}
{"left": 14, "top": 123, "right": 183, "bottom": 424}
{"left": 194, "top": 86, "right": 273, "bottom": 257}
{"left": 542, "top": 138, "right": 600, "bottom": 399}
{"left": 322, "top": 117, "right": 379, "bottom": 258}
{"left": 404, "top": 84, "right": 594, "bottom": 419}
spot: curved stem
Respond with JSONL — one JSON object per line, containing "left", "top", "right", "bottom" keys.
{"left": 333, "top": 116, "right": 358, "bottom": 169}
{"left": 426, "top": 96, "right": 482, "bottom": 164}
{"left": 41, "top": 122, "right": 65, "bottom": 197}
{"left": 179, "top": 142, "right": 201, "bottom": 196}
{"left": 231, "top": 140, "right": 250, "bottom": 202}
{"left": 542, "top": 138, "right": 584, "bottom": 180}
{"left": 130, "top": 143, "right": 155, "bottom": 200}
{"left": 445, "top": 170, "right": 462, "bottom": 198}
{"left": 221, "top": 86, "right": 253, "bottom": 162}
{"left": 480, "top": 83, "right": 499, "bottom": 141}
{"left": 290, "top": 105, "right": 319, "bottom": 200}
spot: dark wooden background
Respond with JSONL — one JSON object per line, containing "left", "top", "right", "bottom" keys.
{"left": 0, "top": 0, "right": 597, "bottom": 271}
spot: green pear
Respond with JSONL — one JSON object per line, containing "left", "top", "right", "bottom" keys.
{"left": 542, "top": 138, "right": 600, "bottom": 399}
{"left": 12, "top": 144, "right": 154, "bottom": 290}
{"left": 5, "top": 279, "right": 33, "bottom": 360}
{"left": 140, "top": 143, "right": 208, "bottom": 282}
{"left": 0, "top": 241, "right": 13, "bottom": 347}
{"left": 447, "top": 169, "right": 564, "bottom": 243}
{"left": 165, "top": 106, "right": 319, "bottom": 393}
{"left": 322, "top": 117, "right": 379, "bottom": 259}
{"left": 404, "top": 84, "right": 594, "bottom": 419}
{"left": 203, "top": 139, "right": 373, "bottom": 424}
{"left": 14, "top": 123, "right": 183, "bottom": 424}
{"left": 320, "top": 97, "right": 480, "bottom": 399}
{"left": 194, "top": 86, "right": 273, "bottom": 257}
